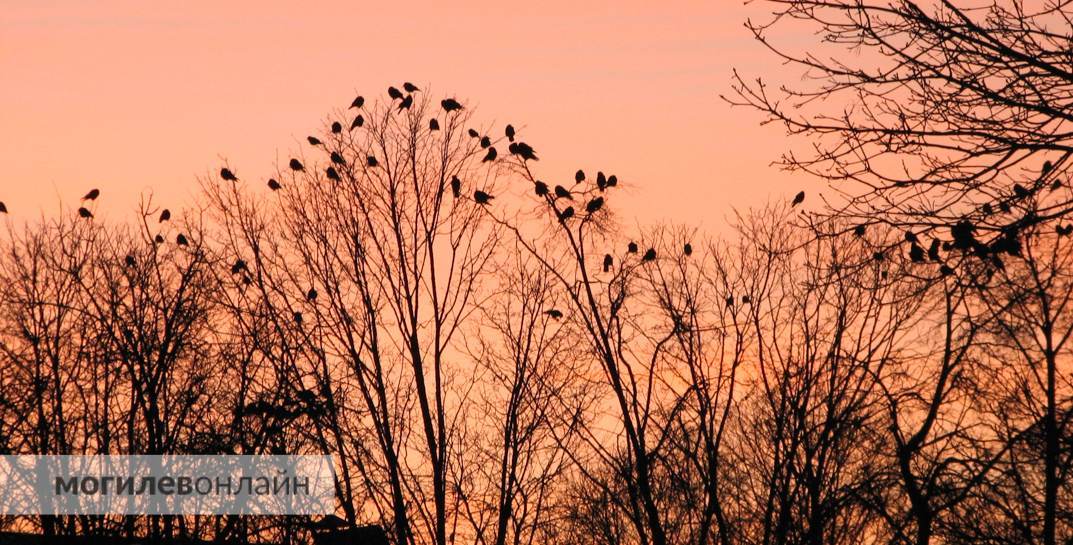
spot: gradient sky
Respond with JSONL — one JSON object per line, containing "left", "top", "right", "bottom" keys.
{"left": 2, "top": 1, "right": 809, "bottom": 230}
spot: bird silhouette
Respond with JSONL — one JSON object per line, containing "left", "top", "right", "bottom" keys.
{"left": 1057, "top": 224, "right": 1073, "bottom": 237}
{"left": 927, "top": 240, "right": 941, "bottom": 261}
{"left": 451, "top": 176, "right": 462, "bottom": 198}
{"left": 940, "top": 264, "right": 954, "bottom": 276}
{"left": 1052, "top": 180, "right": 1062, "bottom": 190}
{"left": 154, "top": 234, "right": 164, "bottom": 244}
{"left": 159, "top": 209, "right": 171, "bottom": 222}
{"left": 398, "top": 95, "right": 413, "bottom": 111}
{"left": 982, "top": 203, "right": 993, "bottom": 215}
{"left": 403, "top": 82, "right": 420, "bottom": 93}
{"left": 307, "top": 136, "right": 322, "bottom": 146}
{"left": 545, "top": 309, "right": 563, "bottom": 319}
{"left": 441, "top": 98, "right": 463, "bottom": 112}
{"left": 78, "top": 207, "right": 93, "bottom": 219}
{"left": 585, "top": 197, "right": 604, "bottom": 214}
{"left": 480, "top": 136, "right": 491, "bottom": 149}
{"left": 231, "top": 259, "right": 247, "bottom": 274}
{"left": 326, "top": 167, "right": 341, "bottom": 181}
{"left": 534, "top": 181, "right": 549, "bottom": 196}
{"left": 904, "top": 231, "right": 918, "bottom": 243}
{"left": 307, "top": 288, "right": 318, "bottom": 301}
{"left": 351, "top": 115, "right": 364, "bottom": 130}
{"left": 909, "top": 243, "right": 925, "bottom": 263}
{"left": 176, "top": 234, "right": 189, "bottom": 246}
{"left": 791, "top": 191, "right": 805, "bottom": 207}
{"left": 220, "top": 168, "right": 238, "bottom": 181}
{"left": 293, "top": 311, "right": 303, "bottom": 324}
{"left": 474, "top": 190, "right": 493, "bottom": 204}
{"left": 388, "top": 86, "right": 403, "bottom": 100}
{"left": 289, "top": 159, "right": 304, "bottom": 171}
{"left": 330, "top": 152, "right": 346, "bottom": 165}
{"left": 628, "top": 242, "right": 638, "bottom": 253}
{"left": 874, "top": 251, "right": 885, "bottom": 261}
{"left": 726, "top": 295, "right": 734, "bottom": 307}
{"left": 643, "top": 248, "right": 656, "bottom": 261}
{"left": 482, "top": 147, "right": 497, "bottom": 162}
{"left": 999, "top": 201, "right": 1011, "bottom": 213}
{"left": 367, "top": 156, "right": 379, "bottom": 167}
{"left": 554, "top": 185, "right": 572, "bottom": 200}
{"left": 0, "top": 202, "right": 7, "bottom": 214}
{"left": 268, "top": 179, "right": 282, "bottom": 191}
{"left": 83, "top": 188, "right": 103, "bottom": 201}
{"left": 350, "top": 95, "right": 365, "bottom": 109}
{"left": 596, "top": 172, "right": 606, "bottom": 188}
{"left": 741, "top": 295, "right": 751, "bottom": 304}
{"left": 575, "top": 170, "right": 585, "bottom": 183}
{"left": 558, "top": 207, "right": 575, "bottom": 221}
{"left": 512, "top": 142, "right": 538, "bottom": 161}
{"left": 606, "top": 175, "right": 618, "bottom": 188}
{"left": 1013, "top": 184, "right": 1029, "bottom": 198}
{"left": 684, "top": 243, "right": 693, "bottom": 256}
{"left": 429, "top": 118, "right": 440, "bottom": 131}
{"left": 853, "top": 224, "right": 866, "bottom": 237}
{"left": 505, "top": 125, "right": 515, "bottom": 142}
{"left": 951, "top": 220, "right": 977, "bottom": 249}
{"left": 468, "top": 128, "right": 479, "bottom": 138}
{"left": 331, "top": 121, "right": 342, "bottom": 134}
{"left": 603, "top": 254, "right": 613, "bottom": 272}
{"left": 1043, "top": 160, "right": 1053, "bottom": 174}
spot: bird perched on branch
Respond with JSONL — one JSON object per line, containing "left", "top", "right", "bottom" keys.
{"left": 403, "top": 82, "right": 420, "bottom": 93}
{"left": 585, "top": 197, "right": 604, "bottom": 214}
{"left": 220, "top": 168, "right": 238, "bottom": 182}
{"left": 575, "top": 170, "right": 585, "bottom": 183}
{"left": 159, "top": 209, "right": 171, "bottom": 222}
{"left": 84, "top": 188, "right": 101, "bottom": 200}
{"left": 643, "top": 248, "right": 656, "bottom": 261}
{"left": 367, "top": 156, "right": 379, "bottom": 167}
{"left": 330, "top": 152, "right": 346, "bottom": 165}
{"left": 554, "top": 185, "right": 572, "bottom": 200}
{"left": 307, "top": 288, "right": 318, "bottom": 301}
{"left": 398, "top": 95, "right": 413, "bottom": 111}
{"left": 482, "top": 147, "right": 497, "bottom": 162}
{"left": 176, "top": 234, "right": 189, "bottom": 246}
{"left": 628, "top": 242, "right": 638, "bottom": 253}
{"left": 603, "top": 254, "right": 613, "bottom": 272}
{"left": 78, "top": 207, "right": 93, "bottom": 219}
{"left": 388, "top": 86, "right": 403, "bottom": 100}
{"left": 510, "top": 142, "right": 538, "bottom": 161}
{"left": 429, "top": 118, "right": 440, "bottom": 131}
{"left": 326, "top": 167, "right": 340, "bottom": 181}
{"left": 331, "top": 121, "right": 342, "bottom": 134}
{"left": 545, "top": 309, "right": 563, "bottom": 319}
{"left": 684, "top": 243, "right": 693, "bottom": 256}
{"left": 505, "top": 125, "right": 515, "bottom": 142}
{"left": 451, "top": 176, "right": 461, "bottom": 198}
{"left": 534, "top": 181, "right": 549, "bottom": 196}
{"left": 474, "top": 190, "right": 493, "bottom": 204}
{"left": 441, "top": 98, "right": 463, "bottom": 112}
{"left": 289, "top": 159, "right": 304, "bottom": 171}
{"left": 307, "top": 136, "right": 322, "bottom": 146}
{"left": 480, "top": 136, "right": 491, "bottom": 149}
{"left": 0, "top": 202, "right": 8, "bottom": 214}
{"left": 909, "top": 243, "right": 925, "bottom": 263}
{"left": 268, "top": 179, "right": 281, "bottom": 191}
{"left": 351, "top": 115, "right": 364, "bottom": 130}
{"left": 559, "top": 207, "right": 575, "bottom": 221}
{"left": 231, "top": 259, "right": 247, "bottom": 275}
{"left": 791, "top": 191, "right": 805, "bottom": 207}
{"left": 350, "top": 95, "right": 364, "bottom": 109}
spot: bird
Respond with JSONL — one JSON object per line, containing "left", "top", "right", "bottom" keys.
{"left": 441, "top": 98, "right": 463, "bottom": 112}
{"left": 403, "top": 82, "right": 420, "bottom": 93}
{"left": 575, "top": 170, "right": 585, "bottom": 184}
{"left": 1043, "top": 160, "right": 1053, "bottom": 174}
{"left": 684, "top": 243, "right": 693, "bottom": 256}
{"left": 231, "top": 259, "right": 247, "bottom": 274}
{"left": 904, "top": 231, "right": 918, "bottom": 243}
{"left": 468, "top": 128, "right": 479, "bottom": 138}
{"left": 293, "top": 311, "right": 303, "bottom": 324}
{"left": 545, "top": 309, "right": 563, "bottom": 319}
{"left": 628, "top": 242, "right": 638, "bottom": 253}
{"left": 982, "top": 203, "right": 993, "bottom": 215}
{"left": 1058, "top": 224, "right": 1073, "bottom": 237}
{"left": 1052, "top": 180, "right": 1063, "bottom": 191}
{"left": 220, "top": 168, "right": 238, "bottom": 182}
{"left": 534, "top": 181, "right": 549, "bottom": 196}
{"left": 451, "top": 176, "right": 462, "bottom": 198}
{"left": 388, "top": 86, "right": 403, "bottom": 100}
{"left": 78, "top": 207, "right": 93, "bottom": 219}
{"left": 505, "top": 125, "right": 515, "bottom": 142}
{"left": 307, "top": 288, "right": 318, "bottom": 301}
{"left": 1013, "top": 184, "right": 1029, "bottom": 198}
{"left": 159, "top": 209, "right": 171, "bottom": 222}
{"left": 643, "top": 248, "right": 656, "bottom": 261}
{"left": 154, "top": 234, "right": 164, "bottom": 244}
{"left": 331, "top": 121, "right": 342, "bottom": 134}
{"left": 512, "top": 142, "right": 538, "bottom": 161}
{"left": 350, "top": 95, "right": 365, "bottom": 109}
{"left": 482, "top": 147, "right": 497, "bottom": 162}
{"left": 558, "top": 207, "right": 575, "bottom": 221}
{"left": 398, "top": 95, "right": 413, "bottom": 111}
{"left": 330, "top": 152, "right": 346, "bottom": 165}
{"left": 0, "top": 202, "right": 7, "bottom": 213}
{"left": 326, "top": 167, "right": 341, "bottom": 181}
{"left": 909, "top": 243, "right": 925, "bottom": 263}
{"left": 606, "top": 175, "right": 618, "bottom": 188}
{"left": 554, "top": 185, "right": 572, "bottom": 200}
{"left": 289, "top": 159, "right": 305, "bottom": 171}
{"left": 367, "top": 156, "right": 379, "bottom": 167}
{"left": 596, "top": 172, "right": 606, "bottom": 188}
{"left": 480, "top": 136, "right": 491, "bottom": 149}
{"left": 603, "top": 254, "right": 613, "bottom": 272}
{"left": 940, "top": 264, "right": 955, "bottom": 276}
{"left": 474, "top": 190, "right": 493, "bottom": 204}
{"left": 268, "top": 179, "right": 282, "bottom": 191}
{"left": 853, "top": 225, "right": 866, "bottom": 237}
{"left": 791, "top": 191, "right": 805, "bottom": 207}
{"left": 585, "top": 197, "right": 604, "bottom": 214}
{"left": 351, "top": 115, "right": 364, "bottom": 130}
{"left": 874, "top": 251, "right": 885, "bottom": 261}
{"left": 429, "top": 118, "right": 440, "bottom": 131}
{"left": 83, "top": 188, "right": 101, "bottom": 200}
{"left": 927, "top": 240, "right": 941, "bottom": 261}
{"left": 741, "top": 295, "right": 751, "bottom": 304}
{"left": 307, "top": 136, "right": 322, "bottom": 146}
{"left": 176, "top": 234, "right": 189, "bottom": 246}
{"left": 124, "top": 255, "right": 136, "bottom": 268}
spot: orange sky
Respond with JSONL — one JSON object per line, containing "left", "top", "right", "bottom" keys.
{"left": 1, "top": 1, "right": 808, "bottom": 230}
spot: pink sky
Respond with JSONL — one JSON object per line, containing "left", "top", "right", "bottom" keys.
{"left": 1, "top": 1, "right": 808, "bottom": 229}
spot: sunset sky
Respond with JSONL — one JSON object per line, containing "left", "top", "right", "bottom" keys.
{"left": 2, "top": 1, "right": 808, "bottom": 229}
